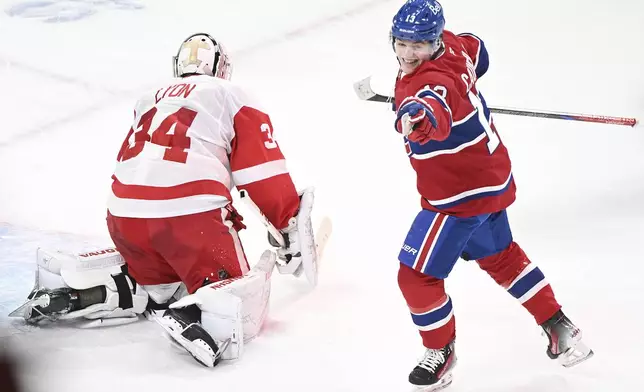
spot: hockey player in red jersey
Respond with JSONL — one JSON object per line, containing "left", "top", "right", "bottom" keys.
{"left": 9, "top": 32, "right": 319, "bottom": 368}
{"left": 390, "top": 1, "right": 593, "bottom": 389}
{"left": 103, "top": 32, "right": 319, "bottom": 367}
{"left": 8, "top": 32, "right": 326, "bottom": 370}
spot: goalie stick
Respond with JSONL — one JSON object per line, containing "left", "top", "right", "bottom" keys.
{"left": 353, "top": 76, "right": 638, "bottom": 127}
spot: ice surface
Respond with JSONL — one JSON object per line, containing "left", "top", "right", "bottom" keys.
{"left": 1, "top": 0, "right": 643, "bottom": 391}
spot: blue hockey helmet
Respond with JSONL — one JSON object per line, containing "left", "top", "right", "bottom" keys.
{"left": 391, "top": 0, "right": 445, "bottom": 43}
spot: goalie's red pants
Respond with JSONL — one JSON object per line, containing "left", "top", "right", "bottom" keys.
{"left": 106, "top": 208, "right": 250, "bottom": 294}
{"left": 398, "top": 242, "right": 561, "bottom": 349}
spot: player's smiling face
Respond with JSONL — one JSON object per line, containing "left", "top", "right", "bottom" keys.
{"left": 394, "top": 39, "right": 433, "bottom": 74}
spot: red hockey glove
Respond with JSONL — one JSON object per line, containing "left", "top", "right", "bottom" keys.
{"left": 395, "top": 96, "right": 438, "bottom": 145}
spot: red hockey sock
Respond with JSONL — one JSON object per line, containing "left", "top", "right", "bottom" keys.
{"left": 476, "top": 242, "right": 561, "bottom": 325}
{"left": 398, "top": 264, "right": 455, "bottom": 349}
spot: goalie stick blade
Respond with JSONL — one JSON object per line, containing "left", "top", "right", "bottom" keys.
{"left": 315, "top": 216, "right": 332, "bottom": 262}
{"left": 353, "top": 76, "right": 392, "bottom": 103}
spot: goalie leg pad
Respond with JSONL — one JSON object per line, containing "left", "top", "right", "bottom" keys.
{"left": 164, "top": 250, "right": 277, "bottom": 361}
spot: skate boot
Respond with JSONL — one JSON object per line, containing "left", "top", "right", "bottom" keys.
{"left": 157, "top": 304, "right": 229, "bottom": 368}
{"left": 541, "top": 310, "right": 593, "bottom": 367}
{"left": 408, "top": 340, "right": 457, "bottom": 391}
{"left": 9, "top": 287, "right": 83, "bottom": 323}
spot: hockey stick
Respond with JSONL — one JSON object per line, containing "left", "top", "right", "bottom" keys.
{"left": 353, "top": 76, "right": 638, "bottom": 127}
{"left": 239, "top": 189, "right": 286, "bottom": 248}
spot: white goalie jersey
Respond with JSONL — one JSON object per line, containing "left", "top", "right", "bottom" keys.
{"left": 108, "top": 74, "right": 300, "bottom": 229}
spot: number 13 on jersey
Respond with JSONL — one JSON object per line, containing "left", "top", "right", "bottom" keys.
{"left": 468, "top": 91, "right": 500, "bottom": 154}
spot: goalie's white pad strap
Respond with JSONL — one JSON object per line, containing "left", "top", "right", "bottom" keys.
{"left": 169, "top": 250, "right": 277, "bottom": 360}
{"left": 58, "top": 278, "right": 148, "bottom": 323}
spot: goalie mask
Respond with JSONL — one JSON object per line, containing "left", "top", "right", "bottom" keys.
{"left": 173, "top": 33, "right": 232, "bottom": 80}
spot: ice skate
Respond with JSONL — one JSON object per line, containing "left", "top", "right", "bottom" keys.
{"left": 156, "top": 305, "right": 229, "bottom": 368}
{"left": 9, "top": 287, "right": 81, "bottom": 323}
{"left": 408, "top": 340, "right": 457, "bottom": 391}
{"left": 541, "top": 310, "right": 593, "bottom": 367}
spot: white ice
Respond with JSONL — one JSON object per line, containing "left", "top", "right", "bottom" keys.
{"left": 1, "top": 0, "right": 643, "bottom": 391}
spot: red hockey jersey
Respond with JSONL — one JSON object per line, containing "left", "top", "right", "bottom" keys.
{"left": 394, "top": 30, "right": 516, "bottom": 217}
{"left": 108, "top": 74, "right": 299, "bottom": 229}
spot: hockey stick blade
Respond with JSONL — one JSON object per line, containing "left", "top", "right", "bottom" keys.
{"left": 353, "top": 76, "right": 392, "bottom": 103}
{"left": 353, "top": 76, "right": 637, "bottom": 126}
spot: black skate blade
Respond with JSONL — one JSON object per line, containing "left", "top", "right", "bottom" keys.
{"left": 411, "top": 373, "right": 453, "bottom": 392}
